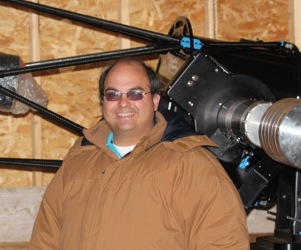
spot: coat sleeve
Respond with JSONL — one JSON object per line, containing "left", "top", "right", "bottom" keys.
{"left": 28, "top": 169, "right": 64, "bottom": 250}
{"left": 172, "top": 147, "right": 250, "bottom": 250}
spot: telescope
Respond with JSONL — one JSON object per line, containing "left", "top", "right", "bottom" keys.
{"left": 156, "top": 20, "right": 301, "bottom": 248}
{"left": 0, "top": 1, "right": 301, "bottom": 249}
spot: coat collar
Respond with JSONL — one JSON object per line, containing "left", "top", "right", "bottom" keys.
{"left": 82, "top": 112, "right": 167, "bottom": 153}
{"left": 81, "top": 110, "right": 217, "bottom": 154}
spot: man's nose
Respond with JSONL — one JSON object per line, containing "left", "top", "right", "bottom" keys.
{"left": 118, "top": 94, "right": 131, "bottom": 106}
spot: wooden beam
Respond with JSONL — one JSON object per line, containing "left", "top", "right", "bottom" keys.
{"left": 204, "top": 0, "right": 217, "bottom": 39}
{"left": 289, "top": 0, "right": 301, "bottom": 49}
{"left": 120, "top": 0, "right": 130, "bottom": 49}
{"left": 29, "top": 0, "right": 43, "bottom": 186}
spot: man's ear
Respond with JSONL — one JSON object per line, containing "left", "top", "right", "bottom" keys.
{"left": 153, "top": 94, "right": 161, "bottom": 111}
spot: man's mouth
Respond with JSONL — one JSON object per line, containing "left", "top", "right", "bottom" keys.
{"left": 117, "top": 112, "right": 134, "bottom": 118}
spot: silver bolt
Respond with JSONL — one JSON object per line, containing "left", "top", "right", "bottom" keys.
{"left": 192, "top": 75, "right": 199, "bottom": 81}
{"left": 188, "top": 101, "right": 194, "bottom": 107}
{"left": 187, "top": 80, "right": 194, "bottom": 87}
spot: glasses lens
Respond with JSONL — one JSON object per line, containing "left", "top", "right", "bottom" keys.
{"left": 105, "top": 91, "right": 120, "bottom": 101}
{"left": 104, "top": 89, "right": 149, "bottom": 101}
{"left": 127, "top": 90, "right": 144, "bottom": 100}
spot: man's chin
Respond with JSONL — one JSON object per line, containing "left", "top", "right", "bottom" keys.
{"left": 116, "top": 124, "right": 135, "bottom": 132}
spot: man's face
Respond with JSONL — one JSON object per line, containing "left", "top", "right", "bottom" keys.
{"left": 102, "top": 61, "right": 160, "bottom": 146}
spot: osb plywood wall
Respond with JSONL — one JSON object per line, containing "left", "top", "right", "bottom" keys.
{"left": 0, "top": 0, "right": 294, "bottom": 188}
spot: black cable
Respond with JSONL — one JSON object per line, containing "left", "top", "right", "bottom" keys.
{"left": 1, "top": 0, "right": 180, "bottom": 45}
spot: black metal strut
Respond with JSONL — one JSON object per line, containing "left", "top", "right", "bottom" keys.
{"left": 0, "top": 0, "right": 180, "bottom": 45}
{"left": 0, "top": 158, "right": 62, "bottom": 170}
{"left": 0, "top": 45, "right": 181, "bottom": 78}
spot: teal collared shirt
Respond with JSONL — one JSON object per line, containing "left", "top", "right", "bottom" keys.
{"left": 106, "top": 132, "right": 122, "bottom": 159}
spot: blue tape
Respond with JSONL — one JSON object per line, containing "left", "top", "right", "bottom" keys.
{"left": 181, "top": 37, "right": 203, "bottom": 50}
{"left": 239, "top": 155, "right": 250, "bottom": 169}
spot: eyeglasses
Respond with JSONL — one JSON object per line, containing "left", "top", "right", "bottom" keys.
{"left": 103, "top": 89, "right": 151, "bottom": 101}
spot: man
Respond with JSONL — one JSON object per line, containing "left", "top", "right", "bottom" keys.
{"left": 29, "top": 59, "right": 250, "bottom": 249}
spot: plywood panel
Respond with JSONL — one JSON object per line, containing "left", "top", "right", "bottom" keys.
{"left": 217, "top": 0, "right": 289, "bottom": 41}
{"left": 0, "top": 3, "right": 33, "bottom": 187}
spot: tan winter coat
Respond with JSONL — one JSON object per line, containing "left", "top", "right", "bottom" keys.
{"left": 29, "top": 112, "right": 249, "bottom": 250}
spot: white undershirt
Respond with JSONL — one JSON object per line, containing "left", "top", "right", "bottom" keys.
{"left": 113, "top": 143, "right": 135, "bottom": 157}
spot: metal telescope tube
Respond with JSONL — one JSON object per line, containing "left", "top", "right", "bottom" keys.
{"left": 218, "top": 98, "right": 301, "bottom": 169}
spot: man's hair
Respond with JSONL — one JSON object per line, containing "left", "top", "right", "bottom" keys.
{"left": 99, "top": 59, "right": 161, "bottom": 101}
